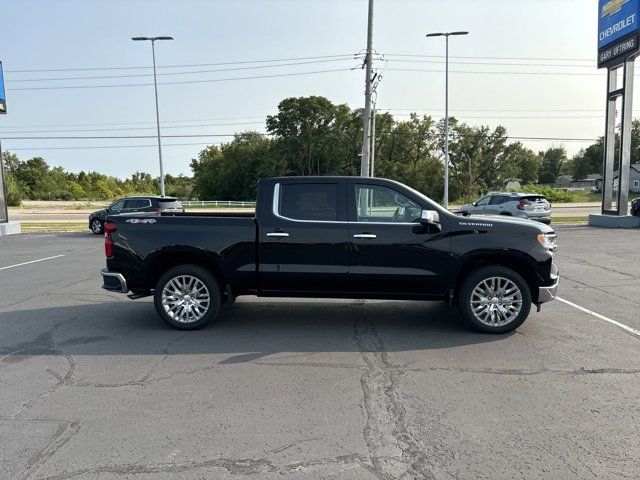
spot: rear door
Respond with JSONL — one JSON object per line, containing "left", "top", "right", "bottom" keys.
{"left": 122, "top": 199, "right": 151, "bottom": 213}
{"left": 346, "top": 181, "right": 450, "bottom": 296}
{"left": 486, "top": 195, "right": 506, "bottom": 215}
{"left": 259, "top": 180, "right": 350, "bottom": 293}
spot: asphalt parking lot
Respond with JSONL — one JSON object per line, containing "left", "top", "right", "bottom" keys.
{"left": 1, "top": 227, "right": 639, "bottom": 479}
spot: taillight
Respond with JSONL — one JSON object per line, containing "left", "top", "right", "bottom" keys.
{"left": 104, "top": 221, "right": 116, "bottom": 257}
{"left": 517, "top": 200, "right": 530, "bottom": 211}
{"left": 157, "top": 208, "right": 163, "bottom": 214}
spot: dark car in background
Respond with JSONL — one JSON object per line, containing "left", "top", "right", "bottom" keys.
{"left": 458, "top": 192, "right": 552, "bottom": 224}
{"left": 89, "top": 196, "right": 183, "bottom": 234}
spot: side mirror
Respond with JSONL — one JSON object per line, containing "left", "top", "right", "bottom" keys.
{"left": 420, "top": 210, "right": 440, "bottom": 226}
{"left": 472, "top": 202, "right": 477, "bottom": 207}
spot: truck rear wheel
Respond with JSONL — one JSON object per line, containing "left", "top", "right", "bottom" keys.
{"left": 153, "top": 265, "right": 221, "bottom": 330}
{"left": 458, "top": 266, "right": 531, "bottom": 334}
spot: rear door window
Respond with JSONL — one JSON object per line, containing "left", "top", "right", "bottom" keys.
{"left": 279, "top": 183, "right": 338, "bottom": 221}
{"left": 490, "top": 196, "right": 508, "bottom": 205}
{"left": 123, "top": 199, "right": 140, "bottom": 209}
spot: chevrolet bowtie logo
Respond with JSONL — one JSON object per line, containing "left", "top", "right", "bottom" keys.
{"left": 602, "top": 0, "right": 631, "bottom": 18}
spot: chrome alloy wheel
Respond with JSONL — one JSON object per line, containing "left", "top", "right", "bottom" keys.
{"left": 161, "top": 275, "right": 211, "bottom": 324}
{"left": 91, "top": 219, "right": 102, "bottom": 234}
{"left": 470, "top": 277, "right": 523, "bottom": 327}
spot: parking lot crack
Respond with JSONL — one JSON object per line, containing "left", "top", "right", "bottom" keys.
{"left": 19, "top": 420, "right": 81, "bottom": 480}
{"left": 352, "top": 305, "right": 435, "bottom": 480}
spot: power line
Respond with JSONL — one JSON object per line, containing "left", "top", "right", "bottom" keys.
{"left": 383, "top": 107, "right": 605, "bottom": 112}
{"left": 386, "top": 68, "right": 606, "bottom": 77}
{"left": 3, "top": 142, "right": 220, "bottom": 151}
{"left": 4, "top": 54, "right": 360, "bottom": 73}
{"left": 383, "top": 53, "right": 595, "bottom": 63}
{"left": 6, "top": 58, "right": 358, "bottom": 83}
{"left": 0, "top": 121, "right": 264, "bottom": 135}
{"left": 1, "top": 133, "right": 598, "bottom": 142}
{"left": 0, "top": 115, "right": 267, "bottom": 130}
{"left": 6, "top": 68, "right": 355, "bottom": 91}
{"left": 384, "top": 59, "right": 597, "bottom": 69}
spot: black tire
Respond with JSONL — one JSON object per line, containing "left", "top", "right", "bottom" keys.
{"left": 500, "top": 212, "right": 512, "bottom": 216}
{"left": 153, "top": 264, "right": 221, "bottom": 330}
{"left": 458, "top": 265, "right": 532, "bottom": 334}
{"left": 90, "top": 218, "right": 104, "bottom": 235}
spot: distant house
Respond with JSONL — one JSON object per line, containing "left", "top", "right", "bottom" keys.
{"left": 552, "top": 174, "right": 601, "bottom": 190}
{"left": 612, "top": 164, "right": 640, "bottom": 193}
{"left": 555, "top": 175, "right": 574, "bottom": 188}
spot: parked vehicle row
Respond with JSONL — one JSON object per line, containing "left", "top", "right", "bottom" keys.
{"left": 458, "top": 192, "right": 552, "bottom": 224}
{"left": 100, "top": 177, "right": 559, "bottom": 334}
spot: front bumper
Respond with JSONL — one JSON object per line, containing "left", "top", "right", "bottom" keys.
{"left": 101, "top": 268, "right": 128, "bottom": 293}
{"left": 538, "top": 276, "right": 559, "bottom": 303}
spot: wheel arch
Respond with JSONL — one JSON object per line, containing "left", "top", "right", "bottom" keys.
{"left": 454, "top": 252, "right": 540, "bottom": 303}
{"left": 145, "top": 247, "right": 227, "bottom": 292}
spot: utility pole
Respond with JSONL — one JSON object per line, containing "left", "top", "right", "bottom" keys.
{"left": 360, "top": 0, "right": 374, "bottom": 177}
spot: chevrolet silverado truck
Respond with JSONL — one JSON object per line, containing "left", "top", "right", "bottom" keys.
{"left": 100, "top": 176, "right": 559, "bottom": 333}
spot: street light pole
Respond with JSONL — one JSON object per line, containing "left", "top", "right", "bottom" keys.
{"left": 426, "top": 31, "right": 468, "bottom": 209}
{"left": 132, "top": 36, "right": 173, "bottom": 197}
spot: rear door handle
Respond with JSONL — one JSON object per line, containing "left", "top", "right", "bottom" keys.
{"left": 353, "top": 234, "right": 377, "bottom": 239}
{"left": 267, "top": 232, "right": 290, "bottom": 238}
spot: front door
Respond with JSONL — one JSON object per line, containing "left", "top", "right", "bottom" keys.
{"left": 347, "top": 183, "right": 450, "bottom": 297}
{"left": 259, "top": 181, "right": 350, "bottom": 294}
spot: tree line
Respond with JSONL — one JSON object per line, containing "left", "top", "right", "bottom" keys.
{"left": 4, "top": 95, "right": 629, "bottom": 206}
{"left": 2, "top": 152, "right": 193, "bottom": 206}
{"left": 190, "top": 96, "right": 603, "bottom": 202}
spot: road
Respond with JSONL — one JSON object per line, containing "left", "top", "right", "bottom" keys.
{"left": 0, "top": 228, "right": 639, "bottom": 479}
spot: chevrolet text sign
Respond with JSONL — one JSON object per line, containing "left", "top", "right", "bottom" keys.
{"left": 599, "top": 0, "right": 640, "bottom": 67}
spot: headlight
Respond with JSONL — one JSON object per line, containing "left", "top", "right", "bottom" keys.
{"left": 537, "top": 233, "right": 557, "bottom": 251}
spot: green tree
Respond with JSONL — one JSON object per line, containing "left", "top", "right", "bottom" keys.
{"left": 446, "top": 121, "right": 517, "bottom": 198}
{"left": 538, "top": 147, "right": 568, "bottom": 184}
{"left": 511, "top": 144, "right": 541, "bottom": 184}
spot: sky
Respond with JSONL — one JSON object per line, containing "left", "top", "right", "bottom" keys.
{"left": 0, "top": 0, "right": 611, "bottom": 178}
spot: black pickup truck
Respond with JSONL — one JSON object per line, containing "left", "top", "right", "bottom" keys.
{"left": 101, "top": 176, "right": 559, "bottom": 333}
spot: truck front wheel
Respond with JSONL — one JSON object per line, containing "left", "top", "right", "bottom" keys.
{"left": 458, "top": 266, "right": 531, "bottom": 334}
{"left": 153, "top": 265, "right": 221, "bottom": 330}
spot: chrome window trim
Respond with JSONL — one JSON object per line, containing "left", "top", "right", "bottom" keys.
{"left": 272, "top": 182, "right": 421, "bottom": 226}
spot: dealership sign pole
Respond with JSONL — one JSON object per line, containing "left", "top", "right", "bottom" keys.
{"left": 598, "top": 0, "right": 640, "bottom": 217}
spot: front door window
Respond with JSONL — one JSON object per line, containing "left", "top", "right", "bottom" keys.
{"left": 355, "top": 184, "right": 421, "bottom": 223}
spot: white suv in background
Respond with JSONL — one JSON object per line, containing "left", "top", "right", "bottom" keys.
{"left": 458, "top": 192, "right": 552, "bottom": 224}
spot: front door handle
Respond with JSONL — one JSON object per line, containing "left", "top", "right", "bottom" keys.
{"left": 267, "top": 232, "right": 290, "bottom": 238}
{"left": 353, "top": 234, "right": 377, "bottom": 239}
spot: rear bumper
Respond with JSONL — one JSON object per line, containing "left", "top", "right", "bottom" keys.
{"left": 101, "top": 268, "right": 128, "bottom": 293}
{"left": 538, "top": 276, "right": 559, "bottom": 303}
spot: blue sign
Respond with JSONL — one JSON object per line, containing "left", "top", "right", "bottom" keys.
{"left": 0, "top": 62, "right": 5, "bottom": 114}
{"left": 599, "top": 0, "right": 640, "bottom": 49}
